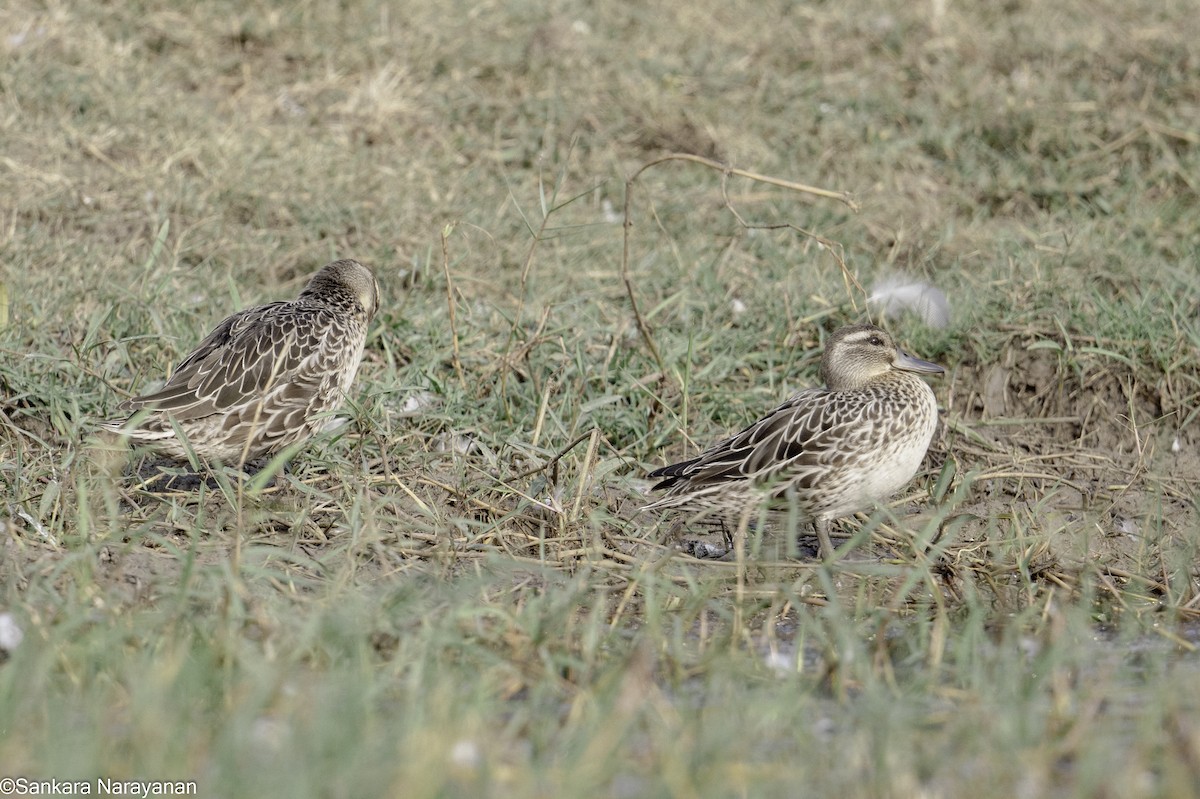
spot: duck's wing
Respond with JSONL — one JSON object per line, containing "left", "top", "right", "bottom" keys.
{"left": 120, "top": 302, "right": 333, "bottom": 421}
{"left": 650, "top": 388, "right": 853, "bottom": 492}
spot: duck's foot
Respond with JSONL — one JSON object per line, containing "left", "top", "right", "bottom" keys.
{"left": 792, "top": 537, "right": 823, "bottom": 560}
{"left": 241, "top": 457, "right": 295, "bottom": 486}
{"left": 680, "top": 539, "right": 732, "bottom": 560}
{"left": 130, "top": 456, "right": 297, "bottom": 493}
{"left": 133, "top": 458, "right": 219, "bottom": 492}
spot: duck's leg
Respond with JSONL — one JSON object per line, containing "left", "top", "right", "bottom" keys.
{"left": 719, "top": 519, "right": 733, "bottom": 551}
{"left": 814, "top": 517, "right": 836, "bottom": 561}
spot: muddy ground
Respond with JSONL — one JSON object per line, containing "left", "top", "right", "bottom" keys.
{"left": 5, "top": 332, "right": 1195, "bottom": 621}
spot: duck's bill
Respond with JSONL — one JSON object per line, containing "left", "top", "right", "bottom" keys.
{"left": 894, "top": 349, "right": 945, "bottom": 374}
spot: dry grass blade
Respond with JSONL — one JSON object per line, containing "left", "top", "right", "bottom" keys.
{"left": 620, "top": 152, "right": 857, "bottom": 373}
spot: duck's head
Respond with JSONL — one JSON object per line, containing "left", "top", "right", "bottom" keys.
{"left": 304, "top": 259, "right": 381, "bottom": 319}
{"left": 820, "top": 323, "right": 943, "bottom": 390}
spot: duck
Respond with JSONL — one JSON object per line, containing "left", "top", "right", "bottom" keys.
{"left": 102, "top": 258, "right": 380, "bottom": 465}
{"left": 645, "top": 323, "right": 943, "bottom": 560}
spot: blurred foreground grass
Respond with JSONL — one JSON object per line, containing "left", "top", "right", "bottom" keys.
{"left": 2, "top": 0, "right": 1200, "bottom": 795}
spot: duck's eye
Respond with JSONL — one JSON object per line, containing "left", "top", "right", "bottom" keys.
{"left": 869, "top": 336, "right": 884, "bottom": 347}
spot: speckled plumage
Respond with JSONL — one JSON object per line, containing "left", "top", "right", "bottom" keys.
{"left": 645, "top": 323, "right": 943, "bottom": 560}
{"left": 103, "top": 259, "right": 380, "bottom": 464}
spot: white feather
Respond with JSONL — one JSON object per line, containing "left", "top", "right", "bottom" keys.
{"left": 0, "top": 612, "right": 23, "bottom": 654}
{"left": 868, "top": 274, "right": 950, "bottom": 328}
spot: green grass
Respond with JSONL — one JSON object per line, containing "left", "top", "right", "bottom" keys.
{"left": 3, "top": 0, "right": 1200, "bottom": 796}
